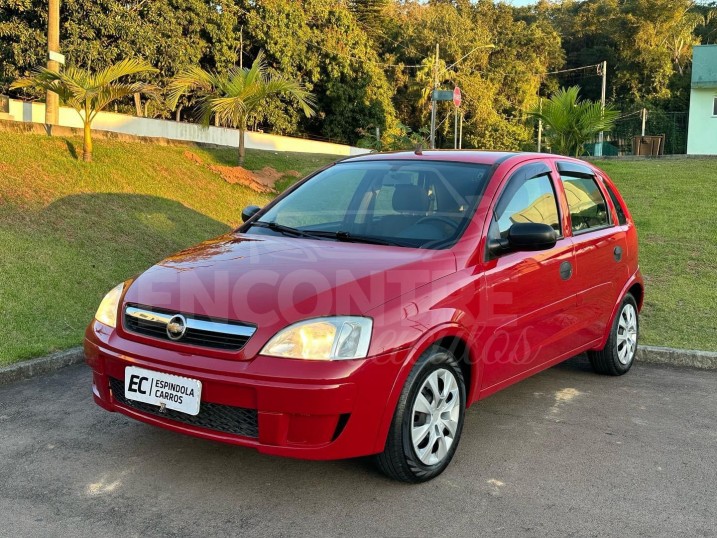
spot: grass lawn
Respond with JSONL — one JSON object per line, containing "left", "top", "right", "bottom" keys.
{"left": 1, "top": 133, "right": 715, "bottom": 365}
{"left": 0, "top": 131, "right": 339, "bottom": 364}
{"left": 595, "top": 158, "right": 717, "bottom": 352}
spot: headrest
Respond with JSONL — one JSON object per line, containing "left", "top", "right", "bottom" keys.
{"left": 392, "top": 184, "right": 430, "bottom": 213}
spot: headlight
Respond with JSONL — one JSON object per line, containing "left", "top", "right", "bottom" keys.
{"left": 261, "top": 317, "right": 373, "bottom": 360}
{"left": 94, "top": 283, "right": 125, "bottom": 328}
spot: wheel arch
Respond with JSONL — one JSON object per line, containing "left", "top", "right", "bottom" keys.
{"left": 371, "top": 324, "right": 478, "bottom": 454}
{"left": 598, "top": 271, "right": 644, "bottom": 350}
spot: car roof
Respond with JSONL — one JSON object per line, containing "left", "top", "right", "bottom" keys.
{"left": 341, "top": 150, "right": 518, "bottom": 166}
{"left": 339, "top": 150, "right": 597, "bottom": 167}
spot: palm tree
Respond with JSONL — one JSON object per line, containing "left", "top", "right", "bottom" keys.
{"left": 11, "top": 59, "right": 158, "bottom": 162}
{"left": 167, "top": 51, "right": 316, "bottom": 166}
{"left": 529, "top": 86, "right": 620, "bottom": 157}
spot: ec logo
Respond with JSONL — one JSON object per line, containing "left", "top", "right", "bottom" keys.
{"left": 127, "top": 374, "right": 150, "bottom": 395}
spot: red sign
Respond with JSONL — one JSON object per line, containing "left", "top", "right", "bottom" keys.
{"left": 453, "top": 86, "right": 462, "bottom": 107}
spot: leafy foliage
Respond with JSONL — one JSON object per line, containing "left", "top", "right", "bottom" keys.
{"left": 357, "top": 122, "right": 428, "bottom": 151}
{"left": 528, "top": 86, "right": 620, "bottom": 157}
{"left": 0, "top": 0, "right": 711, "bottom": 148}
{"left": 167, "top": 51, "right": 315, "bottom": 164}
{"left": 11, "top": 59, "right": 158, "bottom": 161}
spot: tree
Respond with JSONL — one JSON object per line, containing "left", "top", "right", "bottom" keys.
{"left": 167, "top": 51, "right": 316, "bottom": 166}
{"left": 1, "top": 0, "right": 242, "bottom": 116}
{"left": 239, "top": 0, "right": 398, "bottom": 144}
{"left": 528, "top": 86, "right": 619, "bottom": 157}
{"left": 11, "top": 59, "right": 158, "bottom": 162}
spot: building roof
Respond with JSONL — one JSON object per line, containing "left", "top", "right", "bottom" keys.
{"left": 692, "top": 45, "right": 717, "bottom": 88}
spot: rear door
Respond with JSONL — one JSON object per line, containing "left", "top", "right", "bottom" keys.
{"left": 480, "top": 161, "right": 578, "bottom": 390}
{"left": 556, "top": 161, "right": 629, "bottom": 345}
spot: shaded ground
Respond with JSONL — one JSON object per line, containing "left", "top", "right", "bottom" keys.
{"left": 1, "top": 356, "right": 715, "bottom": 537}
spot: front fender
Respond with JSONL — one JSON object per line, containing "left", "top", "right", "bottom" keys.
{"left": 370, "top": 322, "right": 477, "bottom": 454}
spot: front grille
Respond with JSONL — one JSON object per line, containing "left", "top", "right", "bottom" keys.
{"left": 109, "top": 378, "right": 258, "bottom": 438}
{"left": 123, "top": 304, "right": 256, "bottom": 351}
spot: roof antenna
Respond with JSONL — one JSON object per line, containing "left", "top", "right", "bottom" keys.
{"left": 414, "top": 143, "right": 423, "bottom": 155}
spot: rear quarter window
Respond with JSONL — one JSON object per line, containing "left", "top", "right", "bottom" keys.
{"left": 602, "top": 180, "right": 628, "bottom": 226}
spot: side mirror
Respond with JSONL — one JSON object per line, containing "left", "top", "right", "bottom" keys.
{"left": 488, "top": 222, "right": 557, "bottom": 255}
{"left": 241, "top": 205, "right": 261, "bottom": 223}
{"left": 507, "top": 222, "right": 557, "bottom": 251}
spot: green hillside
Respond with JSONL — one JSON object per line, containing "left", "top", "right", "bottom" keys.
{"left": 1, "top": 132, "right": 715, "bottom": 364}
{"left": 595, "top": 158, "right": 717, "bottom": 353}
{"left": 0, "top": 131, "right": 339, "bottom": 363}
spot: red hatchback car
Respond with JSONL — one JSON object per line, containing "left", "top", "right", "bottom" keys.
{"left": 85, "top": 150, "right": 643, "bottom": 482}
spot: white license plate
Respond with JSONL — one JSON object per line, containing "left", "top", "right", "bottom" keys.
{"left": 124, "top": 366, "right": 202, "bottom": 416}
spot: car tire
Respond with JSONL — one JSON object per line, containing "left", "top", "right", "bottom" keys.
{"left": 588, "top": 293, "right": 639, "bottom": 376}
{"left": 375, "top": 345, "right": 466, "bottom": 483}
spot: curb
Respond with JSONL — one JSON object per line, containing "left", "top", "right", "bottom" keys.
{"left": 0, "top": 347, "right": 85, "bottom": 386}
{"left": 0, "top": 344, "right": 714, "bottom": 387}
{"left": 636, "top": 345, "right": 717, "bottom": 370}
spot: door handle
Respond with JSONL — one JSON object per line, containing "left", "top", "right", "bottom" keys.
{"left": 560, "top": 261, "right": 573, "bottom": 281}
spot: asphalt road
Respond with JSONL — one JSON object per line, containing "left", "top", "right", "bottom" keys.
{"left": 1, "top": 357, "right": 715, "bottom": 538}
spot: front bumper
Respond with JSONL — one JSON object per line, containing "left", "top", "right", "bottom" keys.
{"left": 84, "top": 322, "right": 405, "bottom": 460}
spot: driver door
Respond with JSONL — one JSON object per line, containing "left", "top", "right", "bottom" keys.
{"left": 480, "top": 161, "right": 578, "bottom": 391}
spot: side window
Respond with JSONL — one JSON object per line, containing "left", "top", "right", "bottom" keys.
{"left": 559, "top": 174, "right": 610, "bottom": 233}
{"left": 490, "top": 172, "right": 560, "bottom": 241}
{"left": 602, "top": 181, "right": 627, "bottom": 226}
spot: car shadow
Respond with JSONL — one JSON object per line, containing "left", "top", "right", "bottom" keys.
{"left": 94, "top": 354, "right": 602, "bottom": 488}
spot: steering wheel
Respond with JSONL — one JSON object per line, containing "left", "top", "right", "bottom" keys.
{"left": 414, "top": 216, "right": 460, "bottom": 231}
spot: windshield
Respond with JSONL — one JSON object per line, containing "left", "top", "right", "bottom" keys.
{"left": 244, "top": 160, "right": 492, "bottom": 249}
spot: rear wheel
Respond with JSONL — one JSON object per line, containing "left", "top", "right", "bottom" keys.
{"left": 375, "top": 346, "right": 466, "bottom": 483}
{"left": 588, "top": 293, "right": 639, "bottom": 376}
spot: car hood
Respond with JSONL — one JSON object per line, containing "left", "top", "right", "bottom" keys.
{"left": 123, "top": 233, "right": 456, "bottom": 326}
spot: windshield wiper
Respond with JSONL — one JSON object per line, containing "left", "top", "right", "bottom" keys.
{"left": 251, "top": 222, "right": 409, "bottom": 247}
{"left": 310, "top": 230, "right": 410, "bottom": 247}
{"left": 251, "top": 221, "right": 324, "bottom": 239}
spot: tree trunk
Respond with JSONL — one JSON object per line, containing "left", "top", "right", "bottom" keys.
{"left": 238, "top": 129, "right": 246, "bottom": 166}
{"left": 134, "top": 93, "right": 142, "bottom": 117}
{"left": 83, "top": 120, "right": 93, "bottom": 162}
{"left": 175, "top": 105, "right": 182, "bottom": 122}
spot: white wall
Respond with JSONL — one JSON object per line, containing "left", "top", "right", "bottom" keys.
{"left": 687, "top": 88, "right": 717, "bottom": 155}
{"left": 7, "top": 98, "right": 369, "bottom": 157}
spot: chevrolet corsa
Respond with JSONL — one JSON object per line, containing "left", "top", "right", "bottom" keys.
{"left": 85, "top": 151, "right": 643, "bottom": 482}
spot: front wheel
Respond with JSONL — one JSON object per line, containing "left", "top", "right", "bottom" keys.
{"left": 375, "top": 346, "right": 466, "bottom": 483}
{"left": 588, "top": 293, "right": 639, "bottom": 376}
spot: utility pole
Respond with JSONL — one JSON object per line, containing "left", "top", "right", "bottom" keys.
{"left": 46, "top": 0, "right": 60, "bottom": 126}
{"left": 458, "top": 111, "right": 463, "bottom": 149}
{"left": 430, "top": 43, "right": 439, "bottom": 149}
{"left": 641, "top": 107, "right": 647, "bottom": 136}
{"left": 537, "top": 97, "right": 543, "bottom": 152}
{"left": 596, "top": 60, "right": 607, "bottom": 157}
